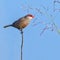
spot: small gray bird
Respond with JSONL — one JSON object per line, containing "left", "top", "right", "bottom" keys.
{"left": 4, "top": 14, "right": 34, "bottom": 30}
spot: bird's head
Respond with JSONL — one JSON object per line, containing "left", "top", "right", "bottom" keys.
{"left": 25, "top": 14, "right": 34, "bottom": 20}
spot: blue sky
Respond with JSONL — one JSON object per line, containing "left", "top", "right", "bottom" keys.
{"left": 0, "top": 0, "right": 60, "bottom": 60}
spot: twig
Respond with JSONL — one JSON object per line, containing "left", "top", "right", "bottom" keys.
{"left": 40, "top": 26, "right": 49, "bottom": 36}
{"left": 53, "top": 0, "right": 60, "bottom": 12}
{"left": 20, "top": 29, "right": 24, "bottom": 60}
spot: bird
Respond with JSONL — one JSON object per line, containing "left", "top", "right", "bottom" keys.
{"left": 4, "top": 14, "right": 34, "bottom": 30}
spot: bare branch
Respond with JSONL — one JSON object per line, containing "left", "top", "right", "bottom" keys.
{"left": 20, "top": 29, "right": 24, "bottom": 60}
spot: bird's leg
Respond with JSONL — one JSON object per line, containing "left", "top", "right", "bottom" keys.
{"left": 20, "top": 29, "right": 23, "bottom": 34}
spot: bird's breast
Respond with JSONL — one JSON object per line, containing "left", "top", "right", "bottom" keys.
{"left": 19, "top": 20, "right": 29, "bottom": 28}
{"left": 13, "top": 18, "right": 31, "bottom": 29}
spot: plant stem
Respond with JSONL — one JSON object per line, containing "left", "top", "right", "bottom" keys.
{"left": 21, "top": 29, "right": 23, "bottom": 60}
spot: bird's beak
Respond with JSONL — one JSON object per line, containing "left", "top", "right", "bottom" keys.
{"left": 32, "top": 15, "right": 34, "bottom": 18}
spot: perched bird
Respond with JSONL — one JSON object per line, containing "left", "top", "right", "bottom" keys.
{"left": 4, "top": 14, "right": 34, "bottom": 30}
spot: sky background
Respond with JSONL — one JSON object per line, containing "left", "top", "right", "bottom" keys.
{"left": 0, "top": 0, "right": 60, "bottom": 60}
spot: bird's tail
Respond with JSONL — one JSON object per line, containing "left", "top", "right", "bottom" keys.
{"left": 4, "top": 25, "right": 12, "bottom": 28}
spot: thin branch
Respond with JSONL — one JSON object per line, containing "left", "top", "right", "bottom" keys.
{"left": 20, "top": 29, "right": 24, "bottom": 60}
{"left": 53, "top": 0, "right": 60, "bottom": 12}
{"left": 40, "top": 26, "right": 49, "bottom": 36}
{"left": 54, "top": 0, "right": 60, "bottom": 3}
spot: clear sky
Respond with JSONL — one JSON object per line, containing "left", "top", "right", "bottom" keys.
{"left": 0, "top": 0, "right": 60, "bottom": 60}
